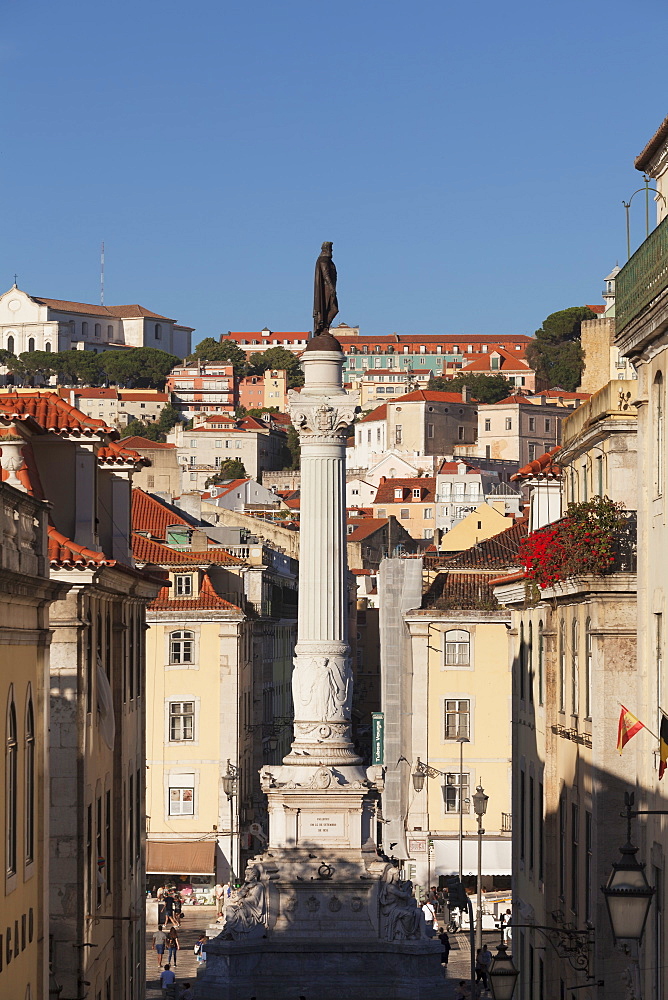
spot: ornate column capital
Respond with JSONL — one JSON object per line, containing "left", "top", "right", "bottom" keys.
{"left": 289, "top": 391, "right": 359, "bottom": 444}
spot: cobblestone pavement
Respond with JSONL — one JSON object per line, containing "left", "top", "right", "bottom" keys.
{"left": 443, "top": 931, "right": 497, "bottom": 999}
{"left": 145, "top": 904, "right": 217, "bottom": 998}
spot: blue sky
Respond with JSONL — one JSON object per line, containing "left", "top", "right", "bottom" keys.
{"left": 2, "top": 0, "right": 667, "bottom": 343}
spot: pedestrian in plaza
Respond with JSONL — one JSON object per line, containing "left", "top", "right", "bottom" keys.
{"left": 475, "top": 948, "right": 489, "bottom": 990}
{"left": 421, "top": 898, "right": 437, "bottom": 937}
{"left": 160, "top": 964, "right": 176, "bottom": 998}
{"left": 194, "top": 933, "right": 208, "bottom": 964}
{"left": 166, "top": 927, "right": 180, "bottom": 966}
{"left": 152, "top": 925, "right": 167, "bottom": 967}
{"left": 173, "top": 893, "right": 183, "bottom": 927}
{"left": 502, "top": 908, "right": 512, "bottom": 945}
{"left": 438, "top": 929, "right": 451, "bottom": 965}
{"left": 163, "top": 891, "right": 177, "bottom": 928}
{"left": 479, "top": 943, "right": 492, "bottom": 987}
{"left": 214, "top": 882, "right": 225, "bottom": 916}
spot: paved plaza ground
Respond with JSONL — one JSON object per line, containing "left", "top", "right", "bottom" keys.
{"left": 144, "top": 906, "right": 497, "bottom": 999}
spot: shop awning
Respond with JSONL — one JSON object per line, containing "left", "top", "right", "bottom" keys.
{"left": 146, "top": 840, "right": 216, "bottom": 875}
{"left": 432, "top": 838, "right": 512, "bottom": 877}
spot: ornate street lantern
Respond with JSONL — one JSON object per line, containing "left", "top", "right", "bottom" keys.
{"left": 473, "top": 784, "right": 489, "bottom": 818}
{"left": 602, "top": 838, "right": 655, "bottom": 944}
{"left": 488, "top": 943, "right": 519, "bottom": 1000}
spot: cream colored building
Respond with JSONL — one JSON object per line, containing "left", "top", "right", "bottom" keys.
{"left": 0, "top": 284, "right": 193, "bottom": 356}
{"left": 379, "top": 520, "right": 526, "bottom": 891}
{"left": 0, "top": 392, "right": 161, "bottom": 1000}
{"left": 0, "top": 482, "right": 62, "bottom": 1000}
{"left": 474, "top": 396, "right": 566, "bottom": 466}
{"left": 372, "top": 476, "right": 437, "bottom": 540}
{"left": 169, "top": 414, "right": 289, "bottom": 486}
{"left": 65, "top": 388, "right": 169, "bottom": 428}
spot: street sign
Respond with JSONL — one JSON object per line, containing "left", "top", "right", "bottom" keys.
{"left": 371, "top": 713, "right": 384, "bottom": 765}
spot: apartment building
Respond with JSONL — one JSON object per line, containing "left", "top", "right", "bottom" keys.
{"left": 237, "top": 369, "right": 288, "bottom": 412}
{"left": 474, "top": 395, "right": 566, "bottom": 466}
{"left": 0, "top": 392, "right": 161, "bottom": 1000}
{"left": 371, "top": 476, "right": 437, "bottom": 540}
{"left": 169, "top": 414, "right": 289, "bottom": 486}
{"left": 166, "top": 363, "right": 235, "bottom": 418}
{"left": 64, "top": 387, "right": 169, "bottom": 428}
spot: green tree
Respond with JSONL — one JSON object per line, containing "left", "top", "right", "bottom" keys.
{"left": 283, "top": 425, "right": 301, "bottom": 470}
{"left": 204, "top": 459, "right": 247, "bottom": 486}
{"left": 156, "top": 402, "right": 184, "bottom": 434}
{"left": 248, "top": 346, "right": 304, "bottom": 388}
{"left": 17, "top": 351, "right": 60, "bottom": 385}
{"left": 187, "top": 337, "right": 248, "bottom": 376}
{"left": 525, "top": 306, "right": 597, "bottom": 391}
{"left": 427, "top": 372, "right": 514, "bottom": 403}
{"left": 100, "top": 347, "right": 180, "bottom": 388}
{"left": 55, "top": 350, "right": 103, "bottom": 386}
{"left": 121, "top": 419, "right": 165, "bottom": 442}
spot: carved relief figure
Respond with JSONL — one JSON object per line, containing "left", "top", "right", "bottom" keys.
{"left": 378, "top": 868, "right": 425, "bottom": 941}
{"left": 219, "top": 864, "right": 267, "bottom": 939}
{"left": 292, "top": 655, "right": 352, "bottom": 723}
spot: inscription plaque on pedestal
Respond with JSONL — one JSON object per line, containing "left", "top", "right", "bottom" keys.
{"left": 299, "top": 812, "right": 346, "bottom": 842}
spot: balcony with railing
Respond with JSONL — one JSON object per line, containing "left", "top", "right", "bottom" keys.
{"left": 616, "top": 213, "right": 668, "bottom": 337}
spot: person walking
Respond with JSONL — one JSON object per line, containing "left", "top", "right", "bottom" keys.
{"left": 194, "top": 934, "right": 208, "bottom": 964}
{"left": 163, "top": 891, "right": 177, "bottom": 928}
{"left": 421, "top": 898, "right": 437, "bottom": 937}
{"left": 502, "top": 908, "right": 512, "bottom": 945}
{"left": 152, "top": 925, "right": 167, "bottom": 967}
{"left": 166, "top": 927, "right": 180, "bottom": 967}
{"left": 160, "top": 964, "right": 176, "bottom": 999}
{"left": 475, "top": 948, "right": 488, "bottom": 991}
{"left": 479, "top": 943, "right": 492, "bottom": 989}
{"left": 214, "top": 882, "right": 225, "bottom": 917}
{"left": 438, "top": 929, "right": 451, "bottom": 966}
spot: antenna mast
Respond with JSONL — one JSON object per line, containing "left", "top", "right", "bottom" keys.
{"left": 100, "top": 241, "right": 105, "bottom": 305}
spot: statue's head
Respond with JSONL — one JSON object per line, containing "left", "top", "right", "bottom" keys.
{"left": 245, "top": 863, "right": 260, "bottom": 882}
{"left": 320, "top": 241, "right": 333, "bottom": 254}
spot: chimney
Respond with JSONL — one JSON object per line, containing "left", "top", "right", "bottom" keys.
{"left": 461, "top": 386, "right": 469, "bottom": 402}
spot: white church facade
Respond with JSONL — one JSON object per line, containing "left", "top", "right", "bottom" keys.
{"left": 0, "top": 285, "right": 193, "bottom": 357}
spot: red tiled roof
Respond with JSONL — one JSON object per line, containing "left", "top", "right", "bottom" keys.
{"left": 346, "top": 518, "right": 390, "bottom": 541}
{"left": 374, "top": 477, "right": 436, "bottom": 504}
{"left": 0, "top": 392, "right": 117, "bottom": 437}
{"left": 511, "top": 447, "right": 561, "bottom": 482}
{"left": 439, "top": 517, "right": 529, "bottom": 569}
{"left": 585, "top": 305, "right": 606, "bottom": 314}
{"left": 531, "top": 389, "right": 591, "bottom": 400}
{"left": 417, "top": 572, "right": 502, "bottom": 611}
{"left": 461, "top": 348, "right": 530, "bottom": 373}
{"left": 438, "top": 459, "right": 482, "bottom": 474}
{"left": 149, "top": 572, "right": 241, "bottom": 611}
{"left": 132, "top": 488, "right": 193, "bottom": 538}
{"left": 32, "top": 295, "right": 175, "bottom": 321}
{"left": 393, "top": 390, "right": 471, "bottom": 403}
{"left": 489, "top": 571, "right": 527, "bottom": 586}
{"left": 493, "top": 394, "right": 531, "bottom": 405}
{"left": 48, "top": 526, "right": 115, "bottom": 568}
{"left": 131, "top": 532, "right": 242, "bottom": 566}
{"left": 98, "top": 440, "right": 150, "bottom": 467}
{"left": 635, "top": 114, "right": 668, "bottom": 170}
{"left": 359, "top": 404, "right": 387, "bottom": 423}
{"left": 120, "top": 436, "right": 176, "bottom": 450}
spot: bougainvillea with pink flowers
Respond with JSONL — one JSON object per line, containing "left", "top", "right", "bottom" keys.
{"left": 519, "top": 496, "right": 626, "bottom": 589}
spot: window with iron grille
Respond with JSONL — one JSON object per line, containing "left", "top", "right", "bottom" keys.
{"left": 444, "top": 698, "right": 470, "bottom": 739}
{"left": 170, "top": 630, "right": 194, "bottom": 663}
{"left": 444, "top": 630, "right": 470, "bottom": 666}
{"left": 169, "top": 702, "right": 195, "bottom": 742}
{"left": 443, "top": 772, "right": 470, "bottom": 813}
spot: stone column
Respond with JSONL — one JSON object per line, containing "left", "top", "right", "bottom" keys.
{"left": 284, "top": 346, "right": 360, "bottom": 765}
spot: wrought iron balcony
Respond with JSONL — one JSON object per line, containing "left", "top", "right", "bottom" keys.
{"left": 616, "top": 213, "right": 668, "bottom": 336}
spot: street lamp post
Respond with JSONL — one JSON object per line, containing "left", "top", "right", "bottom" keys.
{"left": 488, "top": 943, "right": 519, "bottom": 1000}
{"left": 456, "top": 735, "right": 470, "bottom": 885}
{"left": 221, "top": 760, "right": 239, "bottom": 884}
{"left": 473, "top": 784, "right": 489, "bottom": 951}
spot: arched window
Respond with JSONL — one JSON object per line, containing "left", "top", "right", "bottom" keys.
{"left": 444, "top": 629, "right": 470, "bottom": 666}
{"left": 82, "top": 321, "right": 88, "bottom": 337}
{"left": 655, "top": 372, "right": 664, "bottom": 495}
{"left": 155, "top": 323, "right": 162, "bottom": 340}
{"left": 585, "top": 619, "right": 592, "bottom": 720}
{"left": 27, "top": 338, "right": 35, "bottom": 352}
{"left": 538, "top": 620, "right": 544, "bottom": 706}
{"left": 7, "top": 335, "right": 14, "bottom": 354}
{"left": 559, "top": 620, "right": 566, "bottom": 712}
{"left": 45, "top": 342, "right": 51, "bottom": 353}
{"left": 170, "top": 630, "right": 195, "bottom": 664}
{"left": 7, "top": 690, "right": 17, "bottom": 876}
{"left": 94, "top": 323, "right": 101, "bottom": 338}
{"left": 25, "top": 691, "right": 34, "bottom": 865}
{"left": 571, "top": 619, "right": 579, "bottom": 715}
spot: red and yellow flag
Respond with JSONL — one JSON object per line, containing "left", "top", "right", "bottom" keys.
{"left": 617, "top": 705, "right": 645, "bottom": 753}
{"left": 659, "top": 715, "right": 668, "bottom": 779}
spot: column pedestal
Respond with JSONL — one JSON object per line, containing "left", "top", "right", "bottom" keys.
{"left": 196, "top": 343, "right": 442, "bottom": 999}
